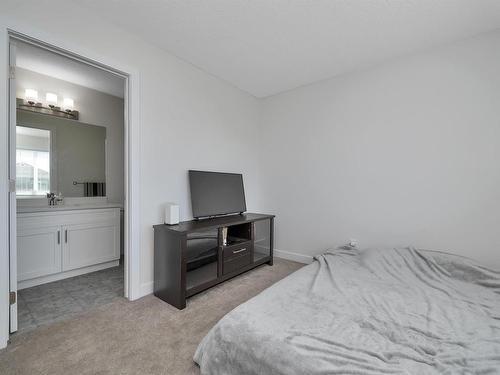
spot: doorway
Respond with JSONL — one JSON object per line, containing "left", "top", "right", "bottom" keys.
{"left": 7, "top": 31, "right": 137, "bottom": 335}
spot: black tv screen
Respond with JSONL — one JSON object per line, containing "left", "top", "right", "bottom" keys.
{"left": 189, "top": 170, "right": 247, "bottom": 219}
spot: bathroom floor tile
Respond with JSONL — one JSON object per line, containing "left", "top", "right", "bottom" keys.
{"left": 16, "top": 265, "right": 124, "bottom": 332}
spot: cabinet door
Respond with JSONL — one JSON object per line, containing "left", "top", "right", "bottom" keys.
{"left": 185, "top": 229, "right": 219, "bottom": 291}
{"left": 62, "top": 223, "right": 120, "bottom": 271}
{"left": 253, "top": 219, "right": 272, "bottom": 262}
{"left": 17, "top": 226, "right": 62, "bottom": 281}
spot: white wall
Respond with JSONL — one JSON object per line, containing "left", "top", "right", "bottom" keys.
{"left": 260, "top": 30, "right": 500, "bottom": 268}
{"left": 16, "top": 68, "right": 125, "bottom": 203}
{"left": 0, "top": 0, "right": 262, "bottom": 312}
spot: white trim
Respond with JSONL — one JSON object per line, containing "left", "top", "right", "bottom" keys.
{"left": 8, "top": 38, "right": 17, "bottom": 333}
{"left": 274, "top": 249, "right": 315, "bottom": 264}
{"left": 140, "top": 250, "right": 314, "bottom": 298}
{"left": 0, "top": 21, "right": 142, "bottom": 348}
{"left": 140, "top": 281, "right": 154, "bottom": 297}
{"left": 0, "top": 27, "right": 11, "bottom": 349}
{"left": 138, "top": 251, "right": 312, "bottom": 301}
{"left": 18, "top": 260, "right": 119, "bottom": 290}
{"left": 124, "top": 70, "right": 141, "bottom": 301}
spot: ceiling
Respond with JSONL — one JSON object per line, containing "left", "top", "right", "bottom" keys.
{"left": 16, "top": 41, "right": 125, "bottom": 98}
{"left": 71, "top": 0, "right": 500, "bottom": 98}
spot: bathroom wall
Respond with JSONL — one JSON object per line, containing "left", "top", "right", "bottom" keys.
{"left": 16, "top": 68, "right": 124, "bottom": 203}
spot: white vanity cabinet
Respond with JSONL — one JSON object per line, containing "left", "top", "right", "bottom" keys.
{"left": 17, "top": 225, "right": 62, "bottom": 282}
{"left": 17, "top": 207, "right": 120, "bottom": 289}
{"left": 62, "top": 222, "right": 119, "bottom": 271}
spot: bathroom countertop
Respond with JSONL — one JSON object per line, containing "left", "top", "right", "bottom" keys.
{"left": 17, "top": 203, "right": 124, "bottom": 214}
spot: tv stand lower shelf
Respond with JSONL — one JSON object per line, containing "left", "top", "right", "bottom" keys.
{"left": 153, "top": 213, "right": 274, "bottom": 309}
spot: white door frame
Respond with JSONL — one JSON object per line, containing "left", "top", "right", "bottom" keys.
{"left": 0, "top": 24, "right": 142, "bottom": 347}
{"left": 8, "top": 38, "right": 17, "bottom": 333}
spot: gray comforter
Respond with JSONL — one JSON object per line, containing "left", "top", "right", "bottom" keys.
{"left": 194, "top": 247, "right": 500, "bottom": 374}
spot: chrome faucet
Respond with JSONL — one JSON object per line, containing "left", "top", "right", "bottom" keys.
{"left": 47, "top": 192, "right": 64, "bottom": 206}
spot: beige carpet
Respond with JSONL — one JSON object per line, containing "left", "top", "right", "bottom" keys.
{"left": 0, "top": 258, "right": 303, "bottom": 375}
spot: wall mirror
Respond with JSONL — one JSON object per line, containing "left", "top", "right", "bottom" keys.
{"left": 16, "top": 110, "right": 106, "bottom": 198}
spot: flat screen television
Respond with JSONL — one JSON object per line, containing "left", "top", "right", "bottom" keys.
{"left": 189, "top": 170, "right": 246, "bottom": 219}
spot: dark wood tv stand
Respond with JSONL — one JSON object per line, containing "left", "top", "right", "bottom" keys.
{"left": 153, "top": 213, "right": 274, "bottom": 309}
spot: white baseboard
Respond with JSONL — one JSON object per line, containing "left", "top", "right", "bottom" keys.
{"left": 18, "top": 260, "right": 120, "bottom": 290}
{"left": 140, "top": 281, "right": 154, "bottom": 297}
{"left": 274, "top": 249, "right": 314, "bottom": 264}
{"left": 138, "top": 250, "right": 314, "bottom": 299}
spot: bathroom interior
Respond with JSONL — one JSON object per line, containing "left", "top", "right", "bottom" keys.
{"left": 12, "top": 39, "right": 126, "bottom": 333}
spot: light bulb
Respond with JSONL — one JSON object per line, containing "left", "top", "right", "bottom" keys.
{"left": 46, "top": 93, "right": 58, "bottom": 108}
{"left": 63, "top": 98, "right": 74, "bottom": 111}
{"left": 25, "top": 89, "right": 38, "bottom": 104}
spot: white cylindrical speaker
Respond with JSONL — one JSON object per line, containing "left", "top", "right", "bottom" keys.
{"left": 164, "top": 203, "right": 180, "bottom": 225}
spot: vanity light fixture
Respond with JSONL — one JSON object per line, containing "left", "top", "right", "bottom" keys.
{"left": 25, "top": 89, "right": 38, "bottom": 105}
{"left": 46, "top": 93, "right": 58, "bottom": 108}
{"left": 18, "top": 91, "right": 78, "bottom": 120}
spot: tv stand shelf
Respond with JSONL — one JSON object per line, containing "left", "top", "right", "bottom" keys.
{"left": 153, "top": 213, "right": 274, "bottom": 309}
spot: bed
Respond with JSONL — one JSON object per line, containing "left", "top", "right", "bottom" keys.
{"left": 194, "top": 247, "right": 500, "bottom": 374}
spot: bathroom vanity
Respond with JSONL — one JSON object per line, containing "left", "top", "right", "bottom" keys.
{"left": 17, "top": 204, "right": 121, "bottom": 289}
{"left": 14, "top": 110, "right": 123, "bottom": 290}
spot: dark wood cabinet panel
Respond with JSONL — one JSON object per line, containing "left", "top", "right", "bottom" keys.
{"left": 222, "top": 241, "right": 252, "bottom": 259}
{"left": 223, "top": 252, "right": 252, "bottom": 275}
{"left": 153, "top": 213, "right": 274, "bottom": 309}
